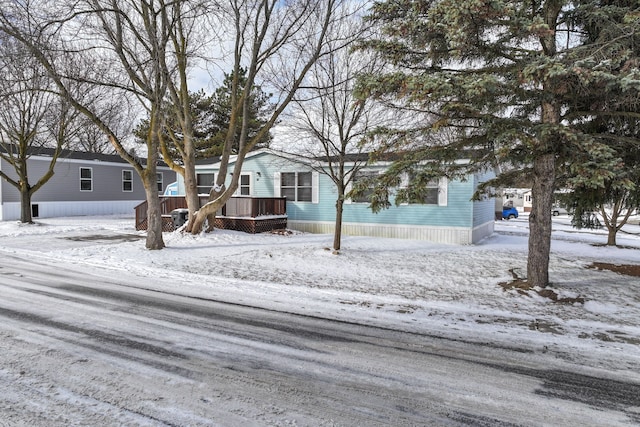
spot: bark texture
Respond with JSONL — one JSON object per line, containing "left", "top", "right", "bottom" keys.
{"left": 527, "top": 153, "right": 555, "bottom": 287}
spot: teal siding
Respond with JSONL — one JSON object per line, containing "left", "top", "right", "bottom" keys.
{"left": 232, "top": 153, "right": 277, "bottom": 197}
{"left": 287, "top": 173, "right": 334, "bottom": 221}
{"left": 341, "top": 178, "right": 474, "bottom": 228}
{"left": 184, "top": 150, "right": 491, "bottom": 230}
{"left": 472, "top": 171, "right": 498, "bottom": 227}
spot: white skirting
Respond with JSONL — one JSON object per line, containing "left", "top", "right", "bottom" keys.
{"left": 288, "top": 220, "right": 494, "bottom": 245}
{"left": 1, "top": 200, "right": 140, "bottom": 221}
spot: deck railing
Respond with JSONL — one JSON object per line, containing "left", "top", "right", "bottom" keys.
{"left": 134, "top": 195, "right": 287, "bottom": 230}
{"left": 221, "top": 196, "right": 287, "bottom": 218}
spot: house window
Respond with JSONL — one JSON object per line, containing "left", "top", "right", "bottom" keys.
{"left": 399, "top": 173, "right": 448, "bottom": 206}
{"left": 238, "top": 173, "right": 251, "bottom": 196}
{"left": 351, "top": 170, "right": 378, "bottom": 203}
{"left": 122, "top": 170, "right": 133, "bottom": 192}
{"left": 281, "top": 172, "right": 312, "bottom": 202}
{"left": 412, "top": 179, "right": 439, "bottom": 205}
{"left": 80, "top": 167, "right": 93, "bottom": 191}
{"left": 197, "top": 173, "right": 214, "bottom": 195}
{"left": 156, "top": 173, "right": 163, "bottom": 192}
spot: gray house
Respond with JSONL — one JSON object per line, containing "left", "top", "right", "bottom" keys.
{"left": 0, "top": 147, "right": 176, "bottom": 221}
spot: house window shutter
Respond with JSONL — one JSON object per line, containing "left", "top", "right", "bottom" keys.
{"left": 344, "top": 180, "right": 352, "bottom": 204}
{"left": 312, "top": 171, "right": 319, "bottom": 204}
{"left": 274, "top": 172, "right": 281, "bottom": 197}
{"left": 438, "top": 177, "right": 448, "bottom": 206}
{"left": 399, "top": 172, "right": 409, "bottom": 206}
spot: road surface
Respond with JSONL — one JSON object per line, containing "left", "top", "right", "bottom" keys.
{"left": 1, "top": 250, "right": 639, "bottom": 426}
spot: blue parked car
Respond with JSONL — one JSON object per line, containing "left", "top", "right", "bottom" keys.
{"left": 502, "top": 206, "right": 519, "bottom": 220}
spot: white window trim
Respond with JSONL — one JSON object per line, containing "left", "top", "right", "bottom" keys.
{"left": 234, "top": 172, "right": 253, "bottom": 196}
{"left": 80, "top": 167, "right": 93, "bottom": 192}
{"left": 196, "top": 172, "right": 216, "bottom": 195}
{"left": 274, "top": 172, "right": 281, "bottom": 197}
{"left": 397, "top": 173, "right": 447, "bottom": 206}
{"left": 345, "top": 169, "right": 379, "bottom": 204}
{"left": 438, "top": 177, "right": 448, "bottom": 206}
{"left": 348, "top": 171, "right": 447, "bottom": 207}
{"left": 122, "top": 170, "right": 133, "bottom": 192}
{"left": 156, "top": 172, "right": 164, "bottom": 193}
{"left": 311, "top": 171, "right": 319, "bottom": 204}
{"left": 398, "top": 172, "right": 410, "bottom": 206}
{"left": 274, "top": 171, "right": 318, "bottom": 204}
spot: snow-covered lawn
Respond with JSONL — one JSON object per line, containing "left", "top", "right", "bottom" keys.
{"left": 1, "top": 213, "right": 639, "bottom": 374}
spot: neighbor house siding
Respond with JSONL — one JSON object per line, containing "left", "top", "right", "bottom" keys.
{"left": 1, "top": 157, "right": 170, "bottom": 202}
{"left": 0, "top": 153, "right": 175, "bottom": 221}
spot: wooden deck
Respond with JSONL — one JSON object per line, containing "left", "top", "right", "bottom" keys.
{"left": 134, "top": 196, "right": 287, "bottom": 233}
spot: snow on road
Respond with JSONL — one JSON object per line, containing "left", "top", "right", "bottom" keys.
{"left": 1, "top": 214, "right": 638, "bottom": 368}
{"left": 0, "top": 213, "right": 639, "bottom": 425}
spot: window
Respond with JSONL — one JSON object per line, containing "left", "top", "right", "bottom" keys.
{"left": 413, "top": 179, "right": 439, "bottom": 205}
{"left": 238, "top": 173, "right": 251, "bottom": 196}
{"left": 156, "top": 173, "right": 163, "bottom": 192}
{"left": 403, "top": 174, "right": 448, "bottom": 206}
{"left": 281, "top": 172, "right": 312, "bottom": 202}
{"left": 351, "top": 170, "right": 378, "bottom": 203}
{"left": 197, "top": 173, "right": 215, "bottom": 194}
{"left": 122, "top": 170, "right": 133, "bottom": 192}
{"left": 426, "top": 180, "right": 440, "bottom": 204}
{"left": 80, "top": 167, "right": 93, "bottom": 191}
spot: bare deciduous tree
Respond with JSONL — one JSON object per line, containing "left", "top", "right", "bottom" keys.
{"left": 0, "top": 36, "right": 82, "bottom": 223}
{"left": 280, "top": 26, "right": 389, "bottom": 251}
{"left": 186, "top": 0, "right": 355, "bottom": 234}
{"left": 157, "top": 0, "right": 215, "bottom": 222}
{"left": 0, "top": 0, "right": 199, "bottom": 249}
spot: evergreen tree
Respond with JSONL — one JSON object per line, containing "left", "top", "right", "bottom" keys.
{"left": 358, "top": 0, "right": 640, "bottom": 287}
{"left": 135, "top": 71, "right": 272, "bottom": 160}
{"left": 196, "top": 69, "right": 273, "bottom": 158}
{"left": 560, "top": 1, "right": 640, "bottom": 246}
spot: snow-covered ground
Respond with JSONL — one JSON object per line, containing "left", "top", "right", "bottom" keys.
{"left": 1, "top": 212, "right": 638, "bottom": 375}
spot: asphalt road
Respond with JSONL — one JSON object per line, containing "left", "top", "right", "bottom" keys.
{"left": 1, "top": 251, "right": 639, "bottom": 426}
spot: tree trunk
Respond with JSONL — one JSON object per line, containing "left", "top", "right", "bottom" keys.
{"left": 527, "top": 153, "right": 555, "bottom": 288}
{"left": 524, "top": 0, "right": 563, "bottom": 288}
{"left": 20, "top": 187, "right": 33, "bottom": 223}
{"left": 205, "top": 185, "right": 226, "bottom": 232}
{"left": 190, "top": 197, "right": 226, "bottom": 234}
{"left": 333, "top": 195, "right": 344, "bottom": 251}
{"left": 183, "top": 148, "right": 200, "bottom": 220}
{"left": 142, "top": 165, "right": 165, "bottom": 250}
{"left": 189, "top": 155, "right": 243, "bottom": 235}
{"left": 601, "top": 203, "right": 625, "bottom": 247}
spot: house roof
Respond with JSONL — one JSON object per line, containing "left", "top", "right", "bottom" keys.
{"left": 192, "top": 149, "right": 419, "bottom": 170}
{"left": 195, "top": 155, "right": 221, "bottom": 166}
{"left": 192, "top": 147, "right": 483, "bottom": 171}
{"left": 1, "top": 145, "right": 170, "bottom": 167}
